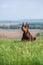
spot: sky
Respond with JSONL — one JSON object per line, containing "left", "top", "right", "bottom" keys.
{"left": 0, "top": 0, "right": 43, "bottom": 20}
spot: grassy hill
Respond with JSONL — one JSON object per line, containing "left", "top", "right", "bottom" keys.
{"left": 0, "top": 36, "right": 43, "bottom": 65}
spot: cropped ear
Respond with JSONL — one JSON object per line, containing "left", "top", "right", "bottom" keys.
{"left": 21, "top": 23, "right": 24, "bottom": 31}
{"left": 22, "top": 23, "right": 24, "bottom": 27}
{"left": 26, "top": 22, "right": 29, "bottom": 28}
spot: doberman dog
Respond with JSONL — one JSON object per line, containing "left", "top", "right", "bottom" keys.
{"left": 21, "top": 22, "right": 36, "bottom": 41}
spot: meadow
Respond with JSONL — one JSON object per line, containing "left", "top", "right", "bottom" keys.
{"left": 0, "top": 36, "right": 43, "bottom": 65}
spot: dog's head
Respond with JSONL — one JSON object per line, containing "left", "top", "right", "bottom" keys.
{"left": 22, "top": 23, "right": 29, "bottom": 33}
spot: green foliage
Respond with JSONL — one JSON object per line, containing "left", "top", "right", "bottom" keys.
{"left": 36, "top": 33, "right": 40, "bottom": 37}
{"left": 0, "top": 36, "right": 43, "bottom": 65}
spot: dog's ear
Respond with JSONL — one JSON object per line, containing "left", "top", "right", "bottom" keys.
{"left": 22, "top": 23, "right": 24, "bottom": 27}
{"left": 26, "top": 22, "right": 29, "bottom": 28}
{"left": 21, "top": 23, "right": 24, "bottom": 31}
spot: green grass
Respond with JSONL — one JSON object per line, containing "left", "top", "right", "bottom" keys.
{"left": 0, "top": 36, "right": 43, "bottom": 65}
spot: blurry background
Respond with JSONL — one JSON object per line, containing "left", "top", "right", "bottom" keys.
{"left": 0, "top": 0, "right": 43, "bottom": 39}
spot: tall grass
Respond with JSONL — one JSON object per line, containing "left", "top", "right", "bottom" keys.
{"left": 0, "top": 36, "right": 43, "bottom": 65}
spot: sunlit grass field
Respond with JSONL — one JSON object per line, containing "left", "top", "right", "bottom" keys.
{"left": 0, "top": 36, "right": 43, "bottom": 65}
